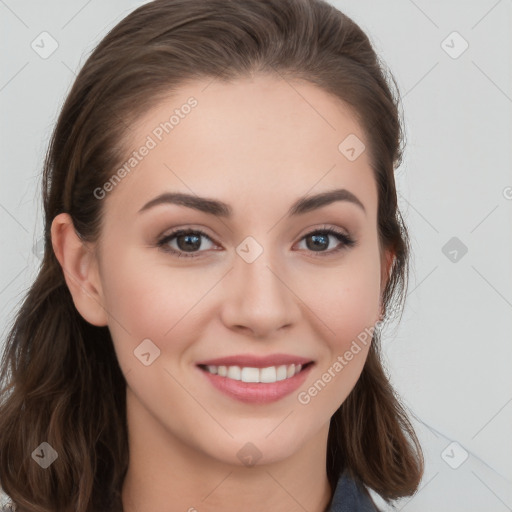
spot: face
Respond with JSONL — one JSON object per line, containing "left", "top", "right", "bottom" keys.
{"left": 72, "top": 74, "right": 390, "bottom": 467}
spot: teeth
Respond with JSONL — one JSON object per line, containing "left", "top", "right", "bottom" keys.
{"left": 241, "top": 367, "right": 260, "bottom": 383}
{"left": 203, "top": 363, "right": 304, "bottom": 383}
{"left": 227, "top": 366, "right": 241, "bottom": 380}
{"left": 260, "top": 366, "right": 276, "bottom": 383}
{"left": 276, "top": 365, "right": 288, "bottom": 381}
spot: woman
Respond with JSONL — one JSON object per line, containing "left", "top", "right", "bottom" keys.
{"left": 0, "top": 0, "right": 423, "bottom": 510}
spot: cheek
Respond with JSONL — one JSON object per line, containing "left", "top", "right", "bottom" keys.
{"left": 297, "top": 248, "right": 381, "bottom": 346}
{"left": 296, "top": 254, "right": 379, "bottom": 413}
{"left": 99, "top": 250, "right": 211, "bottom": 356}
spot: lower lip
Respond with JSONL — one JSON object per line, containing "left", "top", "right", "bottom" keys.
{"left": 197, "top": 364, "right": 314, "bottom": 404}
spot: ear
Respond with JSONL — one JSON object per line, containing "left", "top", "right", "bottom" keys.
{"left": 50, "top": 213, "right": 108, "bottom": 327}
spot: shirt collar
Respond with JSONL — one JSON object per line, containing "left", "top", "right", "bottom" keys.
{"left": 327, "top": 470, "right": 381, "bottom": 512}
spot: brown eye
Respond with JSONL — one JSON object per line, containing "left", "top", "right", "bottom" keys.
{"left": 297, "top": 228, "right": 355, "bottom": 255}
{"left": 157, "top": 229, "right": 216, "bottom": 258}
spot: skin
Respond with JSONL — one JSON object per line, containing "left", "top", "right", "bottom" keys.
{"left": 51, "top": 74, "right": 393, "bottom": 512}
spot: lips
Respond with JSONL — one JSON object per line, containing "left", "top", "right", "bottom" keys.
{"left": 197, "top": 360, "right": 315, "bottom": 404}
{"left": 195, "top": 353, "right": 314, "bottom": 368}
{"left": 196, "top": 353, "right": 316, "bottom": 404}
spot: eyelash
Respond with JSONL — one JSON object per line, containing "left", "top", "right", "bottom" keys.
{"left": 156, "top": 225, "right": 356, "bottom": 259}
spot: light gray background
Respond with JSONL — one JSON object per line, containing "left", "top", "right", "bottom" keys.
{"left": 1, "top": 1, "right": 511, "bottom": 510}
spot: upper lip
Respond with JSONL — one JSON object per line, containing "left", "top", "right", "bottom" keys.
{"left": 196, "top": 354, "right": 314, "bottom": 368}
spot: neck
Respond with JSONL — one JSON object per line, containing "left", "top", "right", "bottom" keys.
{"left": 121, "top": 388, "right": 332, "bottom": 512}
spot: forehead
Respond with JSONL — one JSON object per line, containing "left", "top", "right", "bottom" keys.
{"left": 104, "top": 74, "right": 377, "bottom": 221}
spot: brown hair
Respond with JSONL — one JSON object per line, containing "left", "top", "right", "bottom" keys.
{"left": 0, "top": 0, "right": 423, "bottom": 510}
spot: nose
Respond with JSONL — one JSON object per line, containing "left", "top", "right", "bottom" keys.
{"left": 220, "top": 251, "right": 301, "bottom": 339}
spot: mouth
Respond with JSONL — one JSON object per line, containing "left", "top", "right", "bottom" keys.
{"left": 197, "top": 361, "right": 315, "bottom": 384}
{"left": 197, "top": 360, "right": 315, "bottom": 404}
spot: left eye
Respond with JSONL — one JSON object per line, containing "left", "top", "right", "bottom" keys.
{"left": 157, "top": 229, "right": 216, "bottom": 257}
{"left": 156, "top": 227, "right": 355, "bottom": 258}
{"left": 296, "top": 228, "right": 355, "bottom": 255}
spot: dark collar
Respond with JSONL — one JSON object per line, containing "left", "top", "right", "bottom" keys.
{"left": 327, "top": 471, "right": 381, "bottom": 512}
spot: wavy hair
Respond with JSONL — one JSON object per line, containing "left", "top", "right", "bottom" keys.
{"left": 0, "top": 0, "right": 423, "bottom": 510}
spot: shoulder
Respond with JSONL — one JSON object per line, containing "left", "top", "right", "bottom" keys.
{"left": 328, "top": 471, "right": 382, "bottom": 512}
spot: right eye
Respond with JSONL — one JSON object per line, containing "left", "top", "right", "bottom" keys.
{"left": 156, "top": 228, "right": 218, "bottom": 258}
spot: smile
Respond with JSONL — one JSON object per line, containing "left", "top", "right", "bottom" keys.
{"left": 199, "top": 363, "right": 309, "bottom": 383}
{"left": 197, "top": 362, "right": 315, "bottom": 404}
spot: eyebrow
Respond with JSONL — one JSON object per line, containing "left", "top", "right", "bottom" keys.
{"left": 137, "top": 188, "right": 366, "bottom": 217}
